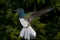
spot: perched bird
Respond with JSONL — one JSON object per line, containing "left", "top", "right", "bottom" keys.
{"left": 13, "top": 7, "right": 54, "bottom": 40}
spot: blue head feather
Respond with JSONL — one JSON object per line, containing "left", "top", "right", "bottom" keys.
{"left": 16, "top": 8, "right": 25, "bottom": 18}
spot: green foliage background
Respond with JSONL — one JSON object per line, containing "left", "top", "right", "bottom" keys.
{"left": 0, "top": 0, "right": 60, "bottom": 40}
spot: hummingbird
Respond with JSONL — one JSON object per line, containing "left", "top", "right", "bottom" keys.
{"left": 13, "top": 7, "right": 54, "bottom": 40}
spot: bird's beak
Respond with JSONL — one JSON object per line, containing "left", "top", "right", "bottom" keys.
{"left": 13, "top": 10, "right": 17, "bottom": 11}
{"left": 12, "top": 10, "right": 17, "bottom": 13}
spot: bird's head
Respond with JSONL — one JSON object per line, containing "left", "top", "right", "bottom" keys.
{"left": 13, "top": 8, "right": 25, "bottom": 18}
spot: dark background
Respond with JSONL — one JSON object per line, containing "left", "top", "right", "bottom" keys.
{"left": 0, "top": 0, "right": 60, "bottom": 40}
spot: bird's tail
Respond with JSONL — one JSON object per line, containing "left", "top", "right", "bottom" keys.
{"left": 20, "top": 25, "right": 36, "bottom": 40}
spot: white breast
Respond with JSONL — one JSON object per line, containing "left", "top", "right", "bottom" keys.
{"left": 19, "top": 18, "right": 29, "bottom": 28}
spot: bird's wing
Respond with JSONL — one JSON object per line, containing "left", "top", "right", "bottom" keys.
{"left": 24, "top": 8, "right": 54, "bottom": 22}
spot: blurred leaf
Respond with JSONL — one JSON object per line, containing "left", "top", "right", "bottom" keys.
{"left": 42, "top": 0, "right": 45, "bottom": 4}
{"left": 37, "top": 0, "right": 41, "bottom": 3}
{"left": 54, "top": 32, "right": 60, "bottom": 40}
{"left": 0, "top": 0, "right": 6, "bottom": 3}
